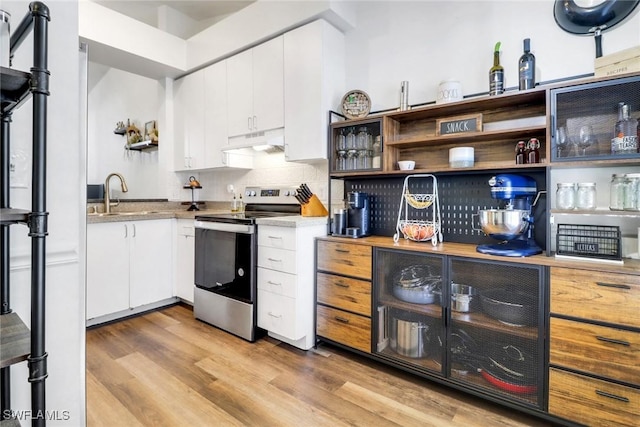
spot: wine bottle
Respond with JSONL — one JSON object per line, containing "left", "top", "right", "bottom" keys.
{"left": 489, "top": 41, "right": 504, "bottom": 96}
{"left": 518, "top": 38, "right": 535, "bottom": 90}
{"left": 612, "top": 103, "right": 639, "bottom": 154}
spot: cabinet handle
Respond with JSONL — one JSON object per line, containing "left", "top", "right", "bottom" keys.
{"left": 124, "top": 224, "right": 128, "bottom": 238}
{"left": 596, "top": 282, "right": 631, "bottom": 290}
{"left": 267, "top": 280, "right": 282, "bottom": 286}
{"left": 596, "top": 336, "right": 631, "bottom": 346}
{"left": 268, "top": 312, "right": 282, "bottom": 319}
{"left": 268, "top": 235, "right": 283, "bottom": 240}
{"left": 335, "top": 249, "right": 350, "bottom": 254}
{"left": 267, "top": 258, "right": 282, "bottom": 263}
{"left": 132, "top": 224, "right": 136, "bottom": 238}
{"left": 334, "top": 316, "right": 350, "bottom": 324}
{"left": 248, "top": 116, "right": 252, "bottom": 131}
{"left": 595, "top": 389, "right": 630, "bottom": 403}
{"left": 253, "top": 115, "right": 257, "bottom": 130}
{"left": 334, "top": 282, "right": 350, "bottom": 288}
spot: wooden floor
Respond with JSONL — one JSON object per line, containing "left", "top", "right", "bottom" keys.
{"left": 86, "top": 304, "right": 555, "bottom": 427}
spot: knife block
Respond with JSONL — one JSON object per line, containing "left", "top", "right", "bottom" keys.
{"left": 301, "top": 194, "right": 329, "bottom": 217}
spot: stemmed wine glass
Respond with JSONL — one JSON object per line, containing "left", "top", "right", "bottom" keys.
{"left": 555, "top": 126, "right": 569, "bottom": 158}
{"left": 577, "top": 125, "right": 596, "bottom": 156}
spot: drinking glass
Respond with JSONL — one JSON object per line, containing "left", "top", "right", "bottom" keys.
{"left": 555, "top": 126, "right": 569, "bottom": 158}
{"left": 577, "top": 125, "right": 596, "bottom": 156}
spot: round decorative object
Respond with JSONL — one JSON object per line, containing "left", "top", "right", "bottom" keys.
{"left": 341, "top": 90, "right": 371, "bottom": 119}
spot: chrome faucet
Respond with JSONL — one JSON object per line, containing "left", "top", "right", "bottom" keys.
{"left": 104, "top": 172, "right": 128, "bottom": 214}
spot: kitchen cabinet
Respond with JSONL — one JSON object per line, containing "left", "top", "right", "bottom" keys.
{"left": 283, "top": 19, "right": 345, "bottom": 162}
{"left": 549, "top": 266, "right": 640, "bottom": 426}
{"left": 257, "top": 223, "right": 325, "bottom": 350}
{"left": 175, "top": 219, "right": 195, "bottom": 304}
{"left": 316, "top": 240, "right": 372, "bottom": 353}
{"left": 87, "top": 219, "right": 174, "bottom": 322}
{"left": 226, "top": 36, "right": 284, "bottom": 140}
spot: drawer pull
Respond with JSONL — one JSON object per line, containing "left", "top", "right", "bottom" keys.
{"left": 335, "top": 249, "right": 350, "bottom": 253}
{"left": 334, "top": 316, "right": 350, "bottom": 324}
{"left": 268, "top": 312, "right": 282, "bottom": 319}
{"left": 334, "top": 282, "right": 350, "bottom": 288}
{"left": 596, "top": 336, "right": 631, "bottom": 346}
{"left": 595, "top": 389, "right": 630, "bottom": 403}
{"left": 596, "top": 282, "right": 631, "bottom": 290}
{"left": 267, "top": 235, "right": 283, "bottom": 239}
{"left": 267, "top": 280, "right": 282, "bottom": 286}
{"left": 267, "top": 258, "right": 282, "bottom": 263}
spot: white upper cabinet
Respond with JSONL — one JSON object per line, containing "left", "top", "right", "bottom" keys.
{"left": 174, "top": 69, "right": 206, "bottom": 171}
{"left": 284, "top": 20, "right": 345, "bottom": 162}
{"left": 227, "top": 36, "right": 284, "bottom": 139}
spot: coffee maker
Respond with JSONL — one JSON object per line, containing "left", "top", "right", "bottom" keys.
{"left": 332, "top": 191, "right": 370, "bottom": 238}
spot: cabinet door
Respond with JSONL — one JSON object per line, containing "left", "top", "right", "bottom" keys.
{"left": 203, "top": 60, "right": 228, "bottom": 168}
{"left": 226, "top": 49, "right": 254, "bottom": 138}
{"left": 284, "top": 20, "right": 344, "bottom": 162}
{"left": 174, "top": 69, "right": 205, "bottom": 170}
{"left": 175, "top": 219, "right": 195, "bottom": 303}
{"left": 129, "top": 220, "right": 173, "bottom": 308}
{"left": 86, "top": 223, "right": 130, "bottom": 319}
{"left": 252, "top": 36, "right": 284, "bottom": 133}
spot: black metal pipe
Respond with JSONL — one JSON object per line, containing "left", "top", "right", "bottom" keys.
{"left": 1, "top": 104, "right": 12, "bottom": 418}
{"left": 9, "top": 2, "right": 50, "bottom": 61}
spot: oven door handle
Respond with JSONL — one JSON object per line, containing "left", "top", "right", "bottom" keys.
{"left": 195, "top": 220, "right": 255, "bottom": 234}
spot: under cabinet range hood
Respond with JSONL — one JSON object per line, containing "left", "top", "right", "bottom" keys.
{"left": 226, "top": 128, "right": 284, "bottom": 153}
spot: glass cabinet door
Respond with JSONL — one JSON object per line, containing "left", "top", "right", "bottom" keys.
{"left": 447, "top": 258, "right": 544, "bottom": 408}
{"left": 374, "top": 248, "right": 445, "bottom": 376}
{"left": 330, "top": 118, "right": 383, "bottom": 174}
{"left": 551, "top": 75, "right": 640, "bottom": 162}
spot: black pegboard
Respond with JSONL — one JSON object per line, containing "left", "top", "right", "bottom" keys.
{"left": 342, "top": 172, "right": 547, "bottom": 249}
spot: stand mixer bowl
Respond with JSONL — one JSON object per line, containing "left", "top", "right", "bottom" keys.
{"left": 478, "top": 209, "right": 530, "bottom": 241}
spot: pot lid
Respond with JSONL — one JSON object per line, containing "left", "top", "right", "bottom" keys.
{"left": 393, "top": 265, "right": 438, "bottom": 288}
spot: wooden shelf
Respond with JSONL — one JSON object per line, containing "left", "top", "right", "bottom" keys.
{"left": 0, "top": 208, "right": 30, "bottom": 225}
{"left": 126, "top": 140, "right": 158, "bottom": 151}
{"left": 451, "top": 311, "right": 538, "bottom": 340}
{"left": 331, "top": 161, "right": 546, "bottom": 178}
{"left": 385, "top": 126, "right": 547, "bottom": 149}
{"left": 377, "top": 345, "right": 443, "bottom": 374}
{"left": 0, "top": 66, "right": 32, "bottom": 114}
{"left": 378, "top": 295, "right": 442, "bottom": 318}
{"left": 0, "top": 312, "right": 30, "bottom": 368}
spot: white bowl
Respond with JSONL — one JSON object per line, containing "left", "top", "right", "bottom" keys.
{"left": 398, "top": 160, "right": 416, "bottom": 170}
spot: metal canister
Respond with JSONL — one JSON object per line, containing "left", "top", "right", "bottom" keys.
{"left": 609, "top": 174, "right": 626, "bottom": 211}
{"left": 623, "top": 174, "right": 640, "bottom": 211}
{"left": 0, "top": 10, "right": 10, "bottom": 68}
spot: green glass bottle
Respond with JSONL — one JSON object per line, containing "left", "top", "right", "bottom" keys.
{"left": 489, "top": 41, "right": 504, "bottom": 96}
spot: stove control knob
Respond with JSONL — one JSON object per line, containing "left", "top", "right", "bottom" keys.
{"left": 246, "top": 190, "right": 256, "bottom": 197}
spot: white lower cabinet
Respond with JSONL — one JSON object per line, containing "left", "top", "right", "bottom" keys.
{"left": 87, "top": 219, "right": 174, "bottom": 322}
{"left": 175, "top": 219, "right": 195, "bottom": 304}
{"left": 257, "top": 222, "right": 326, "bottom": 350}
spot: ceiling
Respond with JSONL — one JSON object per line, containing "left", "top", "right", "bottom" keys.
{"left": 93, "top": 0, "right": 256, "bottom": 38}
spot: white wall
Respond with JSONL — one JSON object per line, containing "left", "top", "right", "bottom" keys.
{"left": 87, "top": 63, "right": 167, "bottom": 199}
{"left": 5, "top": 0, "right": 85, "bottom": 425}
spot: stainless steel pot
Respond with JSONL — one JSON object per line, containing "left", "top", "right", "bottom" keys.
{"left": 392, "top": 265, "right": 441, "bottom": 305}
{"left": 450, "top": 282, "right": 478, "bottom": 312}
{"left": 474, "top": 209, "right": 529, "bottom": 241}
{"left": 389, "top": 309, "right": 438, "bottom": 358}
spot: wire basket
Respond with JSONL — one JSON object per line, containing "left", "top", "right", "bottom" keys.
{"left": 394, "top": 174, "right": 442, "bottom": 246}
{"left": 556, "top": 224, "right": 621, "bottom": 261}
{"left": 404, "top": 192, "right": 434, "bottom": 209}
{"left": 398, "top": 219, "right": 437, "bottom": 242}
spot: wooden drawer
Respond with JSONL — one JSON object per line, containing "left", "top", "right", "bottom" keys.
{"left": 550, "top": 317, "right": 640, "bottom": 385}
{"left": 317, "top": 240, "right": 371, "bottom": 280}
{"left": 549, "top": 368, "right": 640, "bottom": 427}
{"left": 550, "top": 267, "right": 640, "bottom": 329}
{"left": 316, "top": 305, "right": 371, "bottom": 353}
{"left": 317, "top": 272, "right": 371, "bottom": 317}
{"left": 258, "top": 267, "right": 297, "bottom": 299}
{"left": 258, "top": 225, "right": 296, "bottom": 251}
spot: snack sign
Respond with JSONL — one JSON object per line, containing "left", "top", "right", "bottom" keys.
{"left": 436, "top": 113, "right": 482, "bottom": 136}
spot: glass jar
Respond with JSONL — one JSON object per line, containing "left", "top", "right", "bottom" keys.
{"left": 609, "top": 174, "right": 626, "bottom": 211}
{"left": 623, "top": 173, "right": 640, "bottom": 211}
{"left": 576, "top": 183, "right": 597, "bottom": 210}
{"left": 556, "top": 183, "right": 576, "bottom": 210}
{"left": 372, "top": 136, "right": 382, "bottom": 169}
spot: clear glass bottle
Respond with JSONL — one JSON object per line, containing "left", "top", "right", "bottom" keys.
{"left": 576, "top": 183, "right": 597, "bottom": 210}
{"left": 623, "top": 174, "right": 640, "bottom": 211}
{"left": 612, "top": 103, "right": 639, "bottom": 155}
{"left": 556, "top": 183, "right": 576, "bottom": 210}
{"left": 609, "top": 174, "right": 626, "bottom": 211}
{"left": 527, "top": 138, "right": 540, "bottom": 164}
{"left": 372, "top": 136, "right": 382, "bottom": 169}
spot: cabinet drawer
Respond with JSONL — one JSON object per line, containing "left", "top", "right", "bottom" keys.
{"left": 316, "top": 305, "right": 371, "bottom": 353}
{"left": 317, "top": 241, "right": 371, "bottom": 280}
{"left": 258, "top": 246, "right": 296, "bottom": 274}
{"left": 258, "top": 225, "right": 296, "bottom": 250}
{"left": 317, "top": 272, "right": 371, "bottom": 317}
{"left": 258, "top": 267, "right": 297, "bottom": 298}
{"left": 550, "top": 317, "right": 640, "bottom": 385}
{"left": 258, "top": 290, "right": 302, "bottom": 340}
{"left": 549, "top": 368, "right": 640, "bottom": 427}
{"left": 550, "top": 267, "right": 640, "bottom": 328}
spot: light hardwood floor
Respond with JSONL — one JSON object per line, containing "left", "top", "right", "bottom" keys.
{"left": 86, "top": 304, "right": 555, "bottom": 426}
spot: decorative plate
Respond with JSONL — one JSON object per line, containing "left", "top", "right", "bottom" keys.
{"left": 341, "top": 90, "right": 371, "bottom": 119}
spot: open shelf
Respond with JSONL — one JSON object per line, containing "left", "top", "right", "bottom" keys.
{"left": 377, "top": 345, "right": 443, "bottom": 373}
{"left": 1, "top": 67, "right": 32, "bottom": 114}
{"left": 0, "top": 208, "right": 30, "bottom": 225}
{"left": 0, "top": 313, "right": 30, "bottom": 368}
{"left": 126, "top": 140, "right": 158, "bottom": 151}
{"left": 378, "top": 295, "right": 442, "bottom": 318}
{"left": 451, "top": 311, "right": 538, "bottom": 340}
{"left": 385, "top": 126, "right": 547, "bottom": 149}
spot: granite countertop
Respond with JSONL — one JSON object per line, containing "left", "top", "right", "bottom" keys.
{"left": 86, "top": 200, "right": 230, "bottom": 224}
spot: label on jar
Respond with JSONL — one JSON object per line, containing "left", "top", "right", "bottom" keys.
{"left": 611, "top": 135, "right": 639, "bottom": 154}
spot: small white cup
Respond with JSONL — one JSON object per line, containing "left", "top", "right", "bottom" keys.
{"left": 398, "top": 160, "right": 415, "bottom": 170}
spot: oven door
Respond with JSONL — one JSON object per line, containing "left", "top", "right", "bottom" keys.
{"left": 194, "top": 221, "right": 256, "bottom": 304}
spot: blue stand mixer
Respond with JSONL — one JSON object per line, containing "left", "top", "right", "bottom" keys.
{"left": 475, "top": 174, "right": 542, "bottom": 257}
